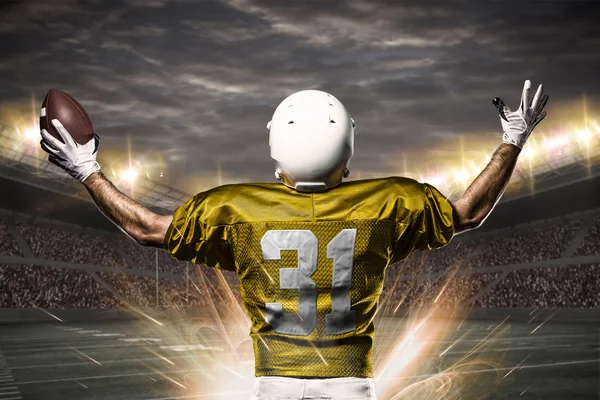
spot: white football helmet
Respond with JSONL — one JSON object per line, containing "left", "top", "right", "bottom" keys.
{"left": 267, "top": 90, "right": 355, "bottom": 192}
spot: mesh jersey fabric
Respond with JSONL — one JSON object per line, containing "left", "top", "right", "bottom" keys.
{"left": 164, "top": 176, "right": 455, "bottom": 377}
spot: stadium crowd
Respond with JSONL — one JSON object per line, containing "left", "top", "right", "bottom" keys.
{"left": 395, "top": 238, "right": 481, "bottom": 275}
{"left": 575, "top": 216, "right": 600, "bottom": 256}
{"left": 0, "top": 219, "right": 23, "bottom": 257}
{"left": 99, "top": 272, "right": 191, "bottom": 307}
{"left": 14, "top": 220, "right": 129, "bottom": 268}
{"left": 383, "top": 270, "right": 499, "bottom": 309}
{"left": 118, "top": 239, "right": 187, "bottom": 274}
{"left": 1, "top": 215, "right": 598, "bottom": 310}
{"left": 466, "top": 220, "right": 582, "bottom": 268}
{"left": 0, "top": 264, "right": 119, "bottom": 308}
{"left": 474, "top": 264, "right": 599, "bottom": 308}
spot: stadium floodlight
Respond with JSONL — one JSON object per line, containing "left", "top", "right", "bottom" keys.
{"left": 454, "top": 168, "right": 470, "bottom": 185}
{"left": 24, "top": 127, "right": 39, "bottom": 141}
{"left": 522, "top": 146, "right": 536, "bottom": 160}
{"left": 577, "top": 128, "right": 592, "bottom": 146}
{"left": 121, "top": 167, "right": 139, "bottom": 183}
{"left": 543, "top": 136, "right": 569, "bottom": 150}
{"left": 425, "top": 175, "right": 446, "bottom": 187}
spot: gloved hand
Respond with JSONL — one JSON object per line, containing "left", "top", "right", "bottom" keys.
{"left": 40, "top": 119, "right": 101, "bottom": 182}
{"left": 493, "top": 80, "right": 549, "bottom": 149}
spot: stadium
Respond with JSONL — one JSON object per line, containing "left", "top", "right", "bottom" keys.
{"left": 0, "top": 108, "right": 599, "bottom": 400}
{"left": 1, "top": 1, "right": 600, "bottom": 398}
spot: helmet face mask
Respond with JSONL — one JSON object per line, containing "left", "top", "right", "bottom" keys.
{"left": 267, "top": 90, "right": 355, "bottom": 192}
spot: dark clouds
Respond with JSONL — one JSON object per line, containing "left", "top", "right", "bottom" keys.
{"left": 0, "top": 0, "right": 599, "bottom": 193}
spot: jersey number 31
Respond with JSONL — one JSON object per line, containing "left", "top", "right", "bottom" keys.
{"left": 261, "top": 229, "right": 357, "bottom": 336}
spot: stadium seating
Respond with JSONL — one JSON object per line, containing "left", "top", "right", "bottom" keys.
{"left": 474, "top": 264, "right": 599, "bottom": 308}
{"left": 575, "top": 216, "right": 600, "bottom": 256}
{"left": 14, "top": 220, "right": 129, "bottom": 268}
{"left": 0, "top": 219, "right": 23, "bottom": 257}
{"left": 1, "top": 212, "right": 598, "bottom": 309}
{"left": 0, "top": 264, "right": 119, "bottom": 308}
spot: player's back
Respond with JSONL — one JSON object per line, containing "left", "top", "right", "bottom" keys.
{"left": 164, "top": 176, "right": 455, "bottom": 378}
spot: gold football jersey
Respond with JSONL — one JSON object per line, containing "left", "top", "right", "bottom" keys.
{"left": 164, "top": 177, "right": 454, "bottom": 378}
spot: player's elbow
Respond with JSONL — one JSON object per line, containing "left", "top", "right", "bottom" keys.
{"left": 136, "top": 214, "right": 173, "bottom": 248}
{"left": 451, "top": 199, "right": 484, "bottom": 233}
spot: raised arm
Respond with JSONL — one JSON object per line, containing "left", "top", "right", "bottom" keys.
{"left": 38, "top": 97, "right": 172, "bottom": 248}
{"left": 451, "top": 144, "right": 520, "bottom": 232}
{"left": 451, "top": 80, "right": 549, "bottom": 233}
{"left": 82, "top": 172, "right": 172, "bottom": 247}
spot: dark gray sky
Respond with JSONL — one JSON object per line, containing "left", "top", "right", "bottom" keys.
{"left": 1, "top": 0, "right": 599, "bottom": 193}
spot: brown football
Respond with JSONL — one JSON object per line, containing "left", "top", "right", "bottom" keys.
{"left": 40, "top": 88, "right": 94, "bottom": 145}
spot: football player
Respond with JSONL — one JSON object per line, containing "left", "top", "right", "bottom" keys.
{"left": 40, "top": 80, "right": 548, "bottom": 400}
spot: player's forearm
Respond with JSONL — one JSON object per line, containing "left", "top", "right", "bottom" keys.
{"left": 82, "top": 171, "right": 158, "bottom": 243}
{"left": 453, "top": 143, "right": 521, "bottom": 230}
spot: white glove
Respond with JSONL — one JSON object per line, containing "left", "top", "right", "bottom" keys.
{"left": 493, "top": 80, "right": 549, "bottom": 149}
{"left": 40, "top": 119, "right": 101, "bottom": 182}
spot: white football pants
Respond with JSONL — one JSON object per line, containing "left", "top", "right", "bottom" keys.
{"left": 249, "top": 376, "right": 377, "bottom": 400}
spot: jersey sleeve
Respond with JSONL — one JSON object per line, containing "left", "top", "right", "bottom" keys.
{"left": 163, "top": 192, "right": 236, "bottom": 271}
{"left": 391, "top": 182, "right": 455, "bottom": 263}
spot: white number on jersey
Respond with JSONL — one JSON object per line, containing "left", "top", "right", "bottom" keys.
{"left": 261, "top": 229, "right": 357, "bottom": 336}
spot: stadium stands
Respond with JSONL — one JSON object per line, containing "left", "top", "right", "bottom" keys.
{"left": 576, "top": 216, "right": 600, "bottom": 256}
{"left": 465, "top": 220, "right": 582, "bottom": 268}
{"left": 117, "top": 238, "right": 187, "bottom": 274}
{"left": 98, "top": 272, "right": 191, "bottom": 307}
{"left": 14, "top": 220, "right": 129, "bottom": 268}
{"left": 1, "top": 209, "right": 599, "bottom": 310}
{"left": 0, "top": 264, "right": 119, "bottom": 308}
{"left": 0, "top": 219, "right": 23, "bottom": 257}
{"left": 384, "top": 272, "right": 500, "bottom": 309}
{"left": 474, "top": 264, "right": 599, "bottom": 308}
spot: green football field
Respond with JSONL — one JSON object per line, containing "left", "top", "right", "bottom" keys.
{"left": 0, "top": 316, "right": 597, "bottom": 400}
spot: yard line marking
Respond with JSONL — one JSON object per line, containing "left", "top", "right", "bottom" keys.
{"left": 375, "top": 359, "right": 600, "bottom": 383}
{"left": 144, "top": 390, "right": 252, "bottom": 399}
{"left": 5, "top": 343, "right": 158, "bottom": 354}
{"left": 0, "top": 353, "right": 19, "bottom": 400}
{"left": 439, "top": 343, "right": 588, "bottom": 356}
{"left": 1, "top": 368, "right": 205, "bottom": 385}
{"left": 7, "top": 358, "right": 600, "bottom": 387}
{"left": 93, "top": 333, "right": 124, "bottom": 337}
{"left": 6, "top": 341, "right": 571, "bottom": 366}
{"left": 159, "top": 345, "right": 223, "bottom": 352}
{"left": 6, "top": 354, "right": 195, "bottom": 370}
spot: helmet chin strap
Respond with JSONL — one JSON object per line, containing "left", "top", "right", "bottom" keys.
{"left": 274, "top": 168, "right": 350, "bottom": 191}
{"left": 295, "top": 182, "right": 328, "bottom": 192}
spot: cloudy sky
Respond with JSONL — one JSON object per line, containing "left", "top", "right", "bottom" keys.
{"left": 1, "top": 0, "right": 599, "bottom": 194}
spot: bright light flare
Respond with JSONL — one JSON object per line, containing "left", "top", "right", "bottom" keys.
{"left": 375, "top": 308, "right": 442, "bottom": 383}
{"left": 121, "top": 167, "right": 139, "bottom": 183}
{"left": 454, "top": 168, "right": 470, "bottom": 185}
{"left": 542, "top": 135, "right": 569, "bottom": 149}
{"left": 521, "top": 146, "right": 536, "bottom": 160}
{"left": 577, "top": 128, "right": 592, "bottom": 146}
{"left": 24, "top": 126, "right": 39, "bottom": 141}
{"left": 426, "top": 175, "right": 447, "bottom": 187}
